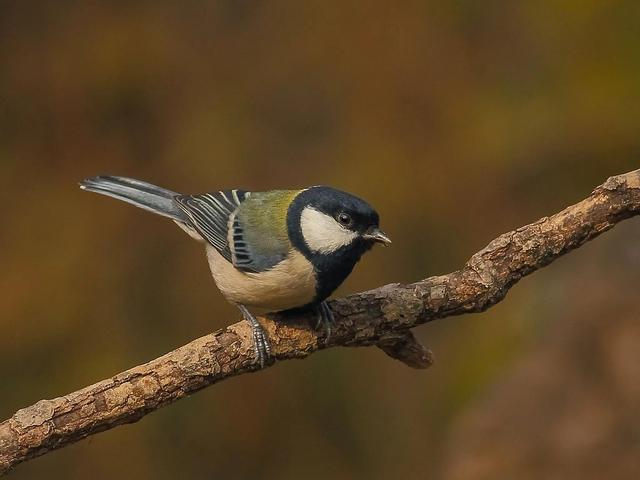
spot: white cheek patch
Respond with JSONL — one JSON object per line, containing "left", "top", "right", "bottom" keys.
{"left": 300, "top": 207, "right": 358, "bottom": 254}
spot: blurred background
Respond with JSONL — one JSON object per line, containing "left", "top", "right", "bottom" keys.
{"left": 1, "top": 1, "right": 639, "bottom": 479}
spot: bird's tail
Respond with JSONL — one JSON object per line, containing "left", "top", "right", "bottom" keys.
{"left": 79, "top": 175, "right": 187, "bottom": 222}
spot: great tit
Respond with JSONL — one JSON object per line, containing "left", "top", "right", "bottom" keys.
{"left": 80, "top": 176, "right": 391, "bottom": 366}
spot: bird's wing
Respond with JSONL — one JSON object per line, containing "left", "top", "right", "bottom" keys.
{"left": 174, "top": 190, "right": 248, "bottom": 264}
{"left": 175, "top": 190, "right": 299, "bottom": 273}
{"left": 229, "top": 190, "right": 301, "bottom": 272}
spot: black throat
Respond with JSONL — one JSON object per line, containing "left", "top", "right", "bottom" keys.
{"left": 287, "top": 191, "right": 373, "bottom": 305}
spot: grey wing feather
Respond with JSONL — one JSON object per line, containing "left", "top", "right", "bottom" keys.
{"left": 174, "top": 190, "right": 249, "bottom": 263}
{"left": 229, "top": 215, "right": 253, "bottom": 268}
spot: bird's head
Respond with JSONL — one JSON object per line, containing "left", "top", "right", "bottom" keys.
{"left": 287, "top": 186, "right": 391, "bottom": 257}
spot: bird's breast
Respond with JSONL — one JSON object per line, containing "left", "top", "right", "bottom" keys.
{"left": 205, "top": 245, "right": 317, "bottom": 311}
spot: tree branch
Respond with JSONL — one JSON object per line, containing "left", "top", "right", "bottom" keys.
{"left": 1, "top": 169, "right": 639, "bottom": 475}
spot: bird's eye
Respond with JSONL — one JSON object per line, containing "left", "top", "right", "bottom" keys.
{"left": 336, "top": 212, "right": 353, "bottom": 226}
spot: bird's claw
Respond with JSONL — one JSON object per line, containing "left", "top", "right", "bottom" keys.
{"left": 238, "top": 304, "right": 271, "bottom": 368}
{"left": 314, "top": 301, "right": 335, "bottom": 344}
{"left": 251, "top": 325, "right": 270, "bottom": 368}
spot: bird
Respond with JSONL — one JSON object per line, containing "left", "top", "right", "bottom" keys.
{"left": 79, "top": 176, "right": 391, "bottom": 367}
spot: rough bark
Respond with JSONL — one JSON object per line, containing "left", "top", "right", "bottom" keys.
{"left": 1, "top": 169, "right": 639, "bottom": 475}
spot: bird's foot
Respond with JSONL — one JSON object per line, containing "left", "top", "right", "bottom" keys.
{"left": 314, "top": 301, "right": 335, "bottom": 344}
{"left": 237, "top": 304, "right": 271, "bottom": 368}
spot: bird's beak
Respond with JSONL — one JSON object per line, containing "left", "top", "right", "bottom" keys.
{"left": 363, "top": 227, "right": 392, "bottom": 246}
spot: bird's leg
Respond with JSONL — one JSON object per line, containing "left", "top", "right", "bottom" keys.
{"left": 237, "top": 304, "right": 271, "bottom": 368}
{"left": 314, "top": 301, "right": 335, "bottom": 344}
